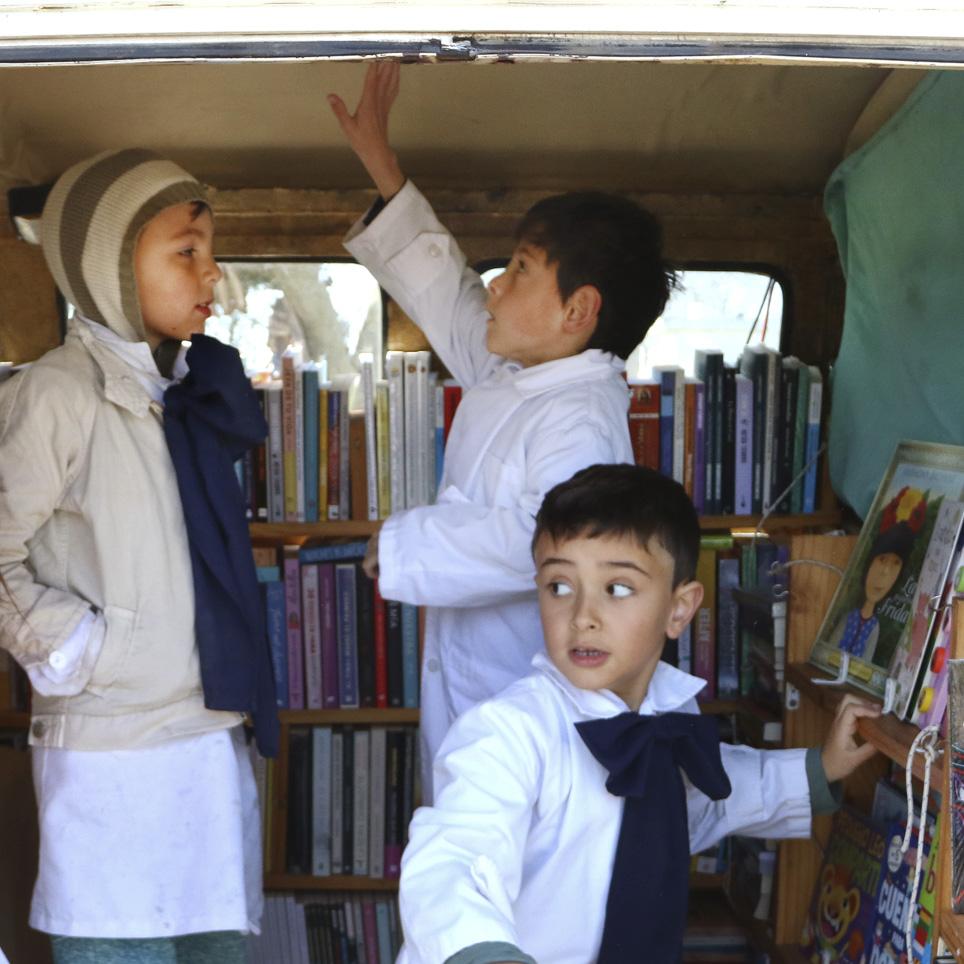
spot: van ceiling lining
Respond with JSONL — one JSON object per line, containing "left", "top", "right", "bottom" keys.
{"left": 3, "top": 36, "right": 964, "bottom": 67}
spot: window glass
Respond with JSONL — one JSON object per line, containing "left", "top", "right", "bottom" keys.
{"left": 209, "top": 260, "right": 383, "bottom": 380}
{"left": 481, "top": 264, "right": 783, "bottom": 375}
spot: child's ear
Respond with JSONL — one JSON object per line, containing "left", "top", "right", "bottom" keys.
{"left": 562, "top": 284, "right": 602, "bottom": 338}
{"left": 665, "top": 580, "right": 703, "bottom": 639}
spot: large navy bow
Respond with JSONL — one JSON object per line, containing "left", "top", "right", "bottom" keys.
{"left": 163, "top": 334, "right": 279, "bottom": 757}
{"left": 575, "top": 711, "right": 731, "bottom": 963}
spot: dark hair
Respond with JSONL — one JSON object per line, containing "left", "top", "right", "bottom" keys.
{"left": 515, "top": 192, "right": 675, "bottom": 360}
{"left": 533, "top": 463, "right": 700, "bottom": 587}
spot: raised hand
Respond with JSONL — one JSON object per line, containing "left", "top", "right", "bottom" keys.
{"left": 328, "top": 61, "right": 405, "bottom": 200}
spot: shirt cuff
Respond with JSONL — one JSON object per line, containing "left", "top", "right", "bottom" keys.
{"left": 806, "top": 746, "right": 843, "bottom": 815}
{"left": 25, "top": 608, "right": 106, "bottom": 697}
{"left": 444, "top": 942, "right": 537, "bottom": 964}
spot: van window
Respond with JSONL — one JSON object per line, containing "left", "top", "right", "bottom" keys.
{"left": 209, "top": 260, "right": 383, "bottom": 378}
{"left": 480, "top": 264, "right": 783, "bottom": 375}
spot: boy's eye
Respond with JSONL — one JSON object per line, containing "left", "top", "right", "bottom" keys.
{"left": 179, "top": 247, "right": 196, "bottom": 257}
{"left": 608, "top": 583, "right": 633, "bottom": 598}
{"left": 547, "top": 581, "right": 573, "bottom": 597}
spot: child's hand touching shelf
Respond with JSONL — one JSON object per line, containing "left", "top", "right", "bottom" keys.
{"left": 328, "top": 61, "right": 405, "bottom": 201}
{"left": 362, "top": 532, "right": 380, "bottom": 580}
{"left": 820, "top": 693, "right": 882, "bottom": 783}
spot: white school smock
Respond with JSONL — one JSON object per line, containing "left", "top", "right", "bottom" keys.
{"left": 344, "top": 182, "right": 634, "bottom": 800}
{"left": 27, "top": 319, "right": 262, "bottom": 939}
{"left": 398, "top": 653, "right": 812, "bottom": 964}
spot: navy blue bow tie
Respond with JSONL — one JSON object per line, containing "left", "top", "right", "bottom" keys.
{"left": 575, "top": 711, "right": 731, "bottom": 964}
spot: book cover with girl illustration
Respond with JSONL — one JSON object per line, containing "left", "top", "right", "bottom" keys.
{"left": 809, "top": 440, "right": 964, "bottom": 703}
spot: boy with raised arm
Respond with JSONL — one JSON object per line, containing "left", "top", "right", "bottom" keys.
{"left": 329, "top": 64, "right": 675, "bottom": 798}
{"left": 397, "top": 463, "right": 881, "bottom": 964}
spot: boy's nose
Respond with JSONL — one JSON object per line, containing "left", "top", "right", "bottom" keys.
{"left": 571, "top": 598, "right": 600, "bottom": 631}
{"left": 205, "top": 259, "right": 223, "bottom": 284}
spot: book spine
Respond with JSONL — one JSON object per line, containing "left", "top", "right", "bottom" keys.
{"left": 404, "top": 353, "right": 420, "bottom": 509}
{"left": 335, "top": 563, "right": 360, "bottom": 708}
{"left": 775, "top": 361, "right": 797, "bottom": 514}
{"left": 790, "top": 362, "right": 810, "bottom": 514}
{"left": 302, "top": 368, "right": 320, "bottom": 523}
{"left": 401, "top": 604, "right": 419, "bottom": 709}
{"left": 361, "top": 357, "right": 379, "bottom": 521}
{"left": 311, "top": 726, "right": 332, "bottom": 876}
{"left": 434, "top": 378, "right": 445, "bottom": 495}
{"left": 355, "top": 563, "right": 376, "bottom": 708}
{"left": 734, "top": 373, "right": 753, "bottom": 516}
{"left": 283, "top": 547, "right": 305, "bottom": 710}
{"left": 338, "top": 388, "right": 350, "bottom": 521}
{"left": 368, "top": 727, "right": 386, "bottom": 878}
{"left": 266, "top": 385, "right": 284, "bottom": 523}
{"left": 352, "top": 728, "right": 370, "bottom": 876}
{"left": 442, "top": 380, "right": 462, "bottom": 444}
{"left": 384, "top": 729, "right": 402, "bottom": 878}
{"left": 385, "top": 600, "right": 404, "bottom": 709}
{"left": 761, "top": 349, "right": 779, "bottom": 512}
{"left": 285, "top": 727, "right": 311, "bottom": 874}
{"left": 803, "top": 367, "right": 823, "bottom": 513}
{"left": 263, "top": 578, "right": 288, "bottom": 708}
{"left": 426, "top": 369, "right": 438, "bottom": 503}
{"left": 293, "top": 368, "right": 305, "bottom": 522}
{"left": 694, "top": 544, "right": 717, "bottom": 699}
{"left": 341, "top": 726, "right": 354, "bottom": 875}
{"left": 299, "top": 541, "right": 370, "bottom": 564}
{"left": 375, "top": 380, "right": 391, "bottom": 518}
{"left": 716, "top": 555, "right": 741, "bottom": 698}
{"left": 740, "top": 349, "right": 768, "bottom": 514}
{"left": 301, "top": 562, "right": 323, "bottom": 710}
{"left": 373, "top": 585, "right": 389, "bottom": 709}
{"left": 281, "top": 354, "right": 299, "bottom": 522}
{"left": 385, "top": 352, "right": 406, "bottom": 513}
{"left": 693, "top": 380, "right": 705, "bottom": 516}
{"left": 331, "top": 728, "right": 344, "bottom": 875}
{"left": 317, "top": 385, "right": 329, "bottom": 523}
{"left": 672, "top": 368, "right": 685, "bottom": 484}
{"left": 318, "top": 563, "right": 339, "bottom": 709}
{"left": 683, "top": 379, "right": 698, "bottom": 502}
{"left": 720, "top": 366, "right": 736, "bottom": 515}
{"left": 327, "top": 390, "right": 341, "bottom": 520}
{"left": 627, "top": 380, "right": 660, "bottom": 471}
{"left": 657, "top": 369, "right": 675, "bottom": 478}
{"left": 416, "top": 353, "right": 431, "bottom": 506}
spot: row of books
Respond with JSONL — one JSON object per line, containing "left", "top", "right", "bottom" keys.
{"left": 799, "top": 776, "right": 940, "bottom": 963}
{"left": 284, "top": 725, "right": 418, "bottom": 880}
{"left": 667, "top": 535, "right": 789, "bottom": 708}
{"left": 255, "top": 542, "right": 419, "bottom": 711}
{"left": 628, "top": 346, "right": 824, "bottom": 516}
{"left": 244, "top": 350, "right": 461, "bottom": 524}
{"left": 248, "top": 893, "right": 402, "bottom": 964}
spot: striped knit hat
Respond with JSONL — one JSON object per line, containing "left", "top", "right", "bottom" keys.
{"left": 41, "top": 148, "right": 207, "bottom": 343}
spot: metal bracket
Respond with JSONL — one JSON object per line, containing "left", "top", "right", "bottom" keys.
{"left": 813, "top": 652, "right": 849, "bottom": 686}
{"left": 785, "top": 682, "right": 801, "bottom": 712}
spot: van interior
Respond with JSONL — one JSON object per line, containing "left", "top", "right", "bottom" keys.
{"left": 1, "top": 38, "right": 962, "bottom": 960}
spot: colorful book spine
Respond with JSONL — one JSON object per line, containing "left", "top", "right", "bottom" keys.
{"left": 326, "top": 389, "right": 341, "bottom": 520}
{"left": 442, "top": 379, "right": 462, "bottom": 444}
{"left": 355, "top": 563, "right": 376, "bottom": 708}
{"left": 338, "top": 385, "right": 350, "bottom": 521}
{"left": 790, "top": 360, "right": 811, "bottom": 514}
{"left": 360, "top": 356, "right": 379, "bottom": 521}
{"left": 802, "top": 366, "right": 823, "bottom": 513}
{"left": 302, "top": 366, "right": 319, "bottom": 523}
{"left": 694, "top": 349, "right": 724, "bottom": 513}
{"left": 283, "top": 546, "right": 305, "bottom": 710}
{"left": 281, "top": 353, "right": 299, "bottom": 522}
{"left": 627, "top": 379, "right": 660, "bottom": 471}
{"left": 263, "top": 578, "right": 288, "bottom": 708}
{"left": 301, "top": 562, "right": 323, "bottom": 710}
{"left": 318, "top": 562, "right": 339, "bottom": 709}
{"left": 693, "top": 379, "right": 706, "bottom": 515}
{"left": 654, "top": 366, "right": 677, "bottom": 479}
{"left": 335, "top": 563, "right": 360, "bottom": 708}
{"left": 265, "top": 384, "right": 284, "bottom": 523}
{"left": 385, "top": 600, "right": 404, "bottom": 709}
{"left": 401, "top": 603, "right": 419, "bottom": 709}
{"left": 734, "top": 372, "right": 753, "bottom": 515}
{"left": 683, "top": 378, "right": 700, "bottom": 503}
{"left": 720, "top": 365, "right": 736, "bottom": 515}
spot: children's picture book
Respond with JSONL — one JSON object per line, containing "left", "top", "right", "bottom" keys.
{"left": 799, "top": 807, "right": 886, "bottom": 964}
{"left": 808, "top": 440, "right": 964, "bottom": 702}
{"left": 950, "top": 660, "right": 964, "bottom": 914}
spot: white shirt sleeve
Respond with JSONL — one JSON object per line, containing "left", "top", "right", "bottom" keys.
{"left": 344, "top": 181, "right": 497, "bottom": 390}
{"left": 686, "top": 744, "right": 812, "bottom": 855}
{"left": 23, "top": 608, "right": 106, "bottom": 697}
{"left": 399, "top": 700, "right": 541, "bottom": 964}
{"left": 378, "top": 420, "right": 625, "bottom": 607}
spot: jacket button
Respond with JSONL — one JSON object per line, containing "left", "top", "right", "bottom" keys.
{"left": 427, "top": 243, "right": 442, "bottom": 258}
{"left": 31, "top": 721, "right": 46, "bottom": 739}
{"left": 48, "top": 650, "right": 67, "bottom": 671}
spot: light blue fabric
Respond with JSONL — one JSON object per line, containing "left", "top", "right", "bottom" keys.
{"left": 824, "top": 70, "right": 964, "bottom": 518}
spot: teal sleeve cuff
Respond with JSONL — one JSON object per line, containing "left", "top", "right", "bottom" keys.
{"left": 445, "top": 942, "right": 537, "bottom": 964}
{"left": 806, "top": 746, "right": 843, "bottom": 814}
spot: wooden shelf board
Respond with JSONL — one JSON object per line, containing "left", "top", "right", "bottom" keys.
{"left": 280, "top": 708, "right": 419, "bottom": 725}
{"left": 699, "top": 698, "right": 779, "bottom": 722}
{"left": 699, "top": 510, "right": 842, "bottom": 532}
{"left": 786, "top": 662, "right": 943, "bottom": 785}
{"left": 249, "top": 520, "right": 381, "bottom": 544}
{"left": 264, "top": 874, "right": 399, "bottom": 892}
{"left": 941, "top": 912, "right": 964, "bottom": 953}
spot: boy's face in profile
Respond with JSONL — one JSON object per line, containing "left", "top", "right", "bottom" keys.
{"left": 534, "top": 529, "right": 702, "bottom": 710}
{"left": 485, "top": 242, "right": 593, "bottom": 368}
{"left": 134, "top": 201, "right": 222, "bottom": 350}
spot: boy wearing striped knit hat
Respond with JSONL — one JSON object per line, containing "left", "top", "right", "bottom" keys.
{"left": 0, "top": 149, "right": 276, "bottom": 963}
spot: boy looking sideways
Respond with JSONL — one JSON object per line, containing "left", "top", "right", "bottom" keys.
{"left": 397, "top": 464, "right": 880, "bottom": 964}
{"left": 329, "top": 63, "right": 673, "bottom": 799}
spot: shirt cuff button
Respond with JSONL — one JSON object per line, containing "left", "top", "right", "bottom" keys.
{"left": 48, "top": 650, "right": 67, "bottom": 671}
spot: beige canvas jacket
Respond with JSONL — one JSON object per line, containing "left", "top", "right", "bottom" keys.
{"left": 0, "top": 320, "right": 241, "bottom": 750}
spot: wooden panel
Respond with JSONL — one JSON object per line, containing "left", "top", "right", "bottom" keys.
{"left": 0, "top": 238, "right": 61, "bottom": 365}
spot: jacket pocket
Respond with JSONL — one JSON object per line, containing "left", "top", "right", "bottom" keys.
{"left": 480, "top": 451, "right": 524, "bottom": 508}
{"left": 85, "top": 604, "right": 138, "bottom": 696}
